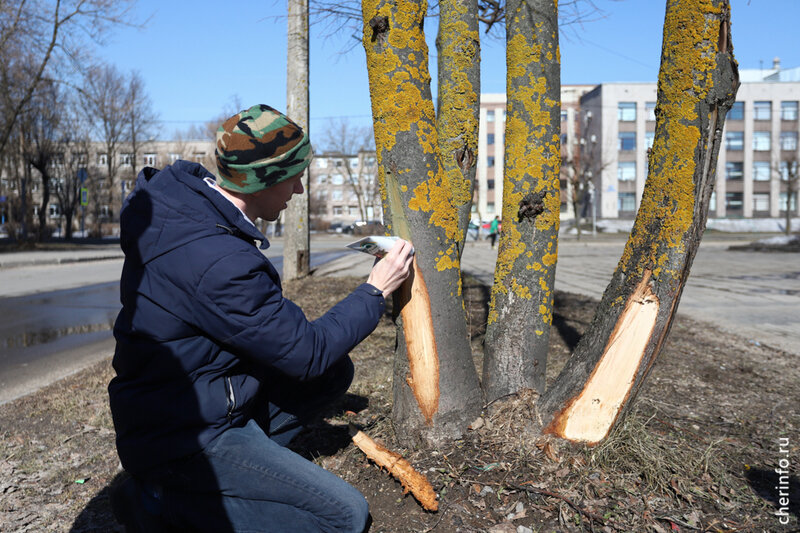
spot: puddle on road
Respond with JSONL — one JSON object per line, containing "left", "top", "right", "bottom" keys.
{"left": 1, "top": 322, "right": 114, "bottom": 350}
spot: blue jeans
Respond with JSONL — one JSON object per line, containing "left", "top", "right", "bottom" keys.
{"left": 140, "top": 357, "right": 369, "bottom": 532}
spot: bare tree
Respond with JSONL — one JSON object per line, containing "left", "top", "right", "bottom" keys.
{"left": 322, "top": 119, "right": 379, "bottom": 222}
{"left": 0, "top": 0, "right": 137, "bottom": 156}
{"left": 53, "top": 97, "right": 93, "bottom": 239}
{"left": 81, "top": 63, "right": 127, "bottom": 236}
{"left": 125, "top": 70, "right": 159, "bottom": 177}
{"left": 776, "top": 156, "right": 799, "bottom": 235}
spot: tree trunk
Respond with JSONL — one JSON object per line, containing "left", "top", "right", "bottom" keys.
{"left": 361, "top": 0, "right": 482, "bottom": 446}
{"left": 482, "top": 0, "right": 561, "bottom": 402}
{"left": 435, "top": 0, "right": 480, "bottom": 253}
{"left": 284, "top": 0, "right": 311, "bottom": 280}
{"left": 539, "top": 0, "right": 739, "bottom": 445}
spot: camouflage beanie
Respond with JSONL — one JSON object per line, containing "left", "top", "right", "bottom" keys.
{"left": 215, "top": 104, "right": 312, "bottom": 193}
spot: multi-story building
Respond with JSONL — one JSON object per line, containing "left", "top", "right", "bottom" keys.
{"left": 307, "top": 150, "right": 380, "bottom": 229}
{"left": 577, "top": 60, "right": 800, "bottom": 221}
{"left": 474, "top": 61, "right": 800, "bottom": 226}
{"left": 0, "top": 139, "right": 216, "bottom": 237}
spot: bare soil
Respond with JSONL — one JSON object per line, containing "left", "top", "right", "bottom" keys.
{"left": 1, "top": 275, "right": 798, "bottom": 532}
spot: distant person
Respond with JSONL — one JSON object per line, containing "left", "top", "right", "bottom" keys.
{"left": 108, "top": 104, "right": 414, "bottom": 532}
{"left": 489, "top": 216, "right": 500, "bottom": 248}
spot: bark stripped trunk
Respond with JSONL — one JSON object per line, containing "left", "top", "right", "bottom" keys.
{"left": 361, "top": 0, "right": 482, "bottom": 445}
{"left": 483, "top": 0, "right": 561, "bottom": 402}
{"left": 539, "top": 0, "right": 739, "bottom": 444}
{"left": 435, "top": 0, "right": 480, "bottom": 253}
{"left": 284, "top": 0, "right": 311, "bottom": 280}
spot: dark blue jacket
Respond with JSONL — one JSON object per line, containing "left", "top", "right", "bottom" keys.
{"left": 108, "top": 160, "right": 385, "bottom": 476}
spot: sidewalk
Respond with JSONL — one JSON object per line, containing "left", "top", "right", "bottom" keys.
{"left": 0, "top": 245, "right": 124, "bottom": 269}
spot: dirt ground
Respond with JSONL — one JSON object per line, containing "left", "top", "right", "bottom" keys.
{"left": 0, "top": 275, "right": 798, "bottom": 532}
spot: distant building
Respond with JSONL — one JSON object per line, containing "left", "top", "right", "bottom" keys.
{"left": 476, "top": 59, "right": 800, "bottom": 225}
{"left": 307, "top": 151, "right": 380, "bottom": 230}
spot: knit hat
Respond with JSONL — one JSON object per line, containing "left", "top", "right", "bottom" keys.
{"left": 215, "top": 104, "right": 312, "bottom": 193}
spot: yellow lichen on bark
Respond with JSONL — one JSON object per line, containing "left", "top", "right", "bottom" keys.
{"left": 437, "top": 0, "right": 479, "bottom": 212}
{"left": 618, "top": 0, "right": 722, "bottom": 284}
{"left": 362, "top": 0, "right": 460, "bottom": 264}
{"left": 488, "top": 29, "right": 561, "bottom": 325}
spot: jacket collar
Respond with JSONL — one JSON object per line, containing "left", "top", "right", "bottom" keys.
{"left": 169, "top": 160, "right": 270, "bottom": 249}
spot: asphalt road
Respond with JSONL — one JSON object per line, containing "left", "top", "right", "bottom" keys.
{"left": 0, "top": 236, "right": 353, "bottom": 404}
{"left": 1, "top": 233, "right": 797, "bottom": 404}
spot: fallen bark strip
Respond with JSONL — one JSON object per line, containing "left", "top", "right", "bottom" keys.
{"left": 350, "top": 426, "right": 438, "bottom": 511}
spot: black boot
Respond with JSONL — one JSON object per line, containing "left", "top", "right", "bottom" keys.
{"left": 110, "top": 475, "right": 175, "bottom": 532}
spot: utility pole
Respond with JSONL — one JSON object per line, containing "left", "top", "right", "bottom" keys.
{"left": 283, "top": 0, "right": 310, "bottom": 280}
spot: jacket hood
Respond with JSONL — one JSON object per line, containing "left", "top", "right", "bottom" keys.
{"left": 119, "top": 160, "right": 267, "bottom": 265}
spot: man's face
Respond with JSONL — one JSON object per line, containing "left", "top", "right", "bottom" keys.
{"left": 252, "top": 172, "right": 304, "bottom": 221}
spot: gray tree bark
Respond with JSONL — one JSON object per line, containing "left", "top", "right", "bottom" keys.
{"left": 284, "top": 0, "right": 311, "bottom": 280}
{"left": 483, "top": 0, "right": 561, "bottom": 402}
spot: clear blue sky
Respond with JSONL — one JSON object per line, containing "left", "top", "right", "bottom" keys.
{"left": 97, "top": 0, "right": 800, "bottom": 141}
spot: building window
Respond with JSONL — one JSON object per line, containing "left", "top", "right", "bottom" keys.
{"left": 121, "top": 179, "right": 131, "bottom": 194}
{"left": 120, "top": 153, "right": 133, "bottom": 166}
{"left": 753, "top": 193, "right": 770, "bottom": 212}
{"left": 348, "top": 206, "right": 359, "bottom": 216}
{"left": 97, "top": 153, "right": 108, "bottom": 166}
{"left": 487, "top": 179, "right": 495, "bottom": 190}
{"left": 645, "top": 132, "right": 655, "bottom": 150}
{"left": 193, "top": 152, "right": 205, "bottom": 162}
{"left": 487, "top": 156, "right": 495, "bottom": 167}
{"left": 169, "top": 153, "right": 181, "bottom": 163}
{"left": 48, "top": 203, "right": 61, "bottom": 218}
{"left": 618, "top": 161, "right": 636, "bottom": 181}
{"left": 332, "top": 206, "right": 343, "bottom": 216}
{"left": 780, "top": 192, "right": 797, "bottom": 211}
{"left": 316, "top": 190, "right": 326, "bottom": 200}
{"left": 331, "top": 190, "right": 343, "bottom": 201}
{"left": 317, "top": 158, "right": 328, "bottom": 168}
{"left": 143, "top": 153, "right": 157, "bottom": 166}
{"left": 725, "top": 162, "right": 743, "bottom": 180}
{"left": 781, "top": 101, "right": 798, "bottom": 121}
{"left": 752, "top": 161, "right": 771, "bottom": 181}
{"left": 618, "top": 132, "right": 636, "bottom": 151}
{"left": 617, "top": 102, "right": 636, "bottom": 122}
{"left": 728, "top": 101, "right": 744, "bottom": 120}
{"left": 349, "top": 157, "right": 359, "bottom": 168}
{"left": 560, "top": 110, "right": 568, "bottom": 122}
{"left": 752, "top": 131, "right": 771, "bottom": 151}
{"left": 331, "top": 174, "right": 344, "bottom": 185}
{"left": 780, "top": 160, "right": 798, "bottom": 180}
{"left": 725, "top": 192, "right": 743, "bottom": 210}
{"left": 316, "top": 174, "right": 327, "bottom": 184}
{"left": 725, "top": 131, "right": 743, "bottom": 151}
{"left": 75, "top": 153, "right": 88, "bottom": 166}
{"left": 780, "top": 131, "right": 798, "bottom": 151}
{"left": 618, "top": 192, "right": 636, "bottom": 211}
{"left": 753, "top": 101, "right": 772, "bottom": 121}
{"left": 709, "top": 191, "right": 716, "bottom": 210}
{"left": 487, "top": 110, "right": 495, "bottom": 122}
{"left": 487, "top": 133, "right": 495, "bottom": 145}
{"left": 645, "top": 102, "right": 657, "bottom": 122}
{"left": 486, "top": 202, "right": 495, "bottom": 214}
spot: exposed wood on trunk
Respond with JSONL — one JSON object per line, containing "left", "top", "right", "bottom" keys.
{"left": 350, "top": 428, "right": 439, "bottom": 511}
{"left": 395, "top": 258, "right": 440, "bottom": 425}
{"left": 544, "top": 271, "right": 659, "bottom": 444}
{"left": 539, "top": 0, "right": 739, "bottom": 443}
{"left": 483, "top": 0, "right": 561, "bottom": 402}
{"left": 362, "top": 0, "right": 482, "bottom": 445}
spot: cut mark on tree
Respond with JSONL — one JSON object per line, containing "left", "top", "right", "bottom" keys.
{"left": 545, "top": 271, "right": 660, "bottom": 444}
{"left": 396, "top": 258, "right": 440, "bottom": 425}
{"left": 517, "top": 190, "right": 546, "bottom": 222}
{"left": 350, "top": 427, "right": 438, "bottom": 511}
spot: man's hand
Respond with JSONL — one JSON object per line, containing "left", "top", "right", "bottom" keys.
{"left": 366, "top": 239, "right": 415, "bottom": 299}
